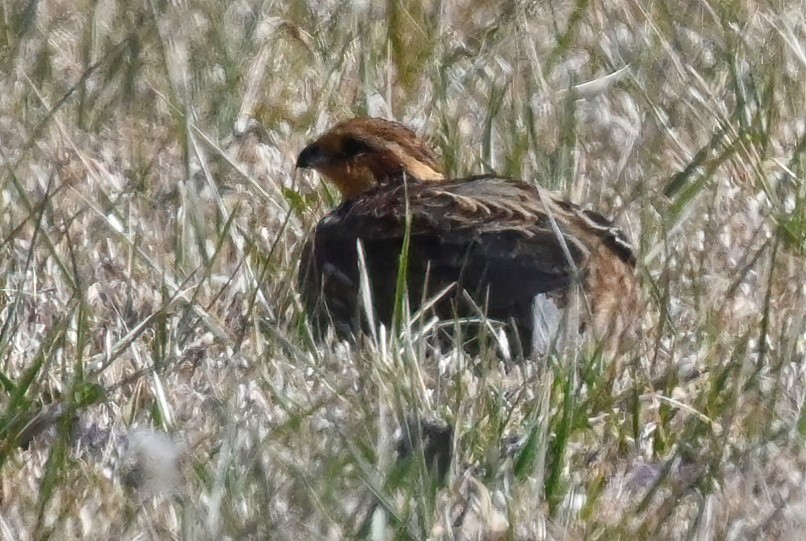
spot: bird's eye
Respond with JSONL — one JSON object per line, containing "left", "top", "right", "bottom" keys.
{"left": 341, "top": 137, "right": 373, "bottom": 159}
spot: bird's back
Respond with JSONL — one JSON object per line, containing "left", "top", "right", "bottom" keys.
{"left": 299, "top": 175, "right": 638, "bottom": 355}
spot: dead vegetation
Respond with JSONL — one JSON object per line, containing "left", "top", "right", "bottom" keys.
{"left": 0, "top": 0, "right": 804, "bottom": 539}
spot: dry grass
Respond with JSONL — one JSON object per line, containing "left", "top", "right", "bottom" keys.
{"left": 1, "top": 0, "right": 804, "bottom": 539}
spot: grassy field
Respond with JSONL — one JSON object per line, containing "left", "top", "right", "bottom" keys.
{"left": 1, "top": 0, "right": 804, "bottom": 539}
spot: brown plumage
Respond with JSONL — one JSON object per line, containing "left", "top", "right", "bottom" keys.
{"left": 296, "top": 118, "right": 639, "bottom": 356}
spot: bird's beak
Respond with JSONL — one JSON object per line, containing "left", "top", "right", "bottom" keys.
{"left": 296, "top": 143, "right": 327, "bottom": 169}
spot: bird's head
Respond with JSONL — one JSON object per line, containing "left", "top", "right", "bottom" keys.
{"left": 296, "top": 118, "right": 445, "bottom": 199}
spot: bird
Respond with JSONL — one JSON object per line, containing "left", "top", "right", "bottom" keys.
{"left": 296, "top": 117, "right": 639, "bottom": 357}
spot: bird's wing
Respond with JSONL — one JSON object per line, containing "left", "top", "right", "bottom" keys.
{"left": 309, "top": 177, "right": 594, "bottom": 311}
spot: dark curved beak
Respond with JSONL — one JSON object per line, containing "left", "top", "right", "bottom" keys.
{"left": 296, "top": 143, "right": 327, "bottom": 169}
